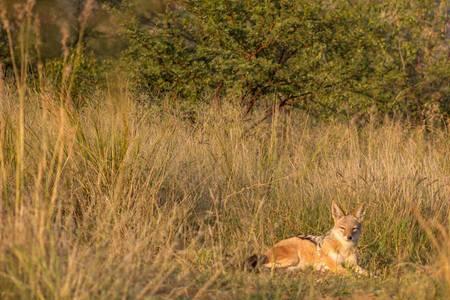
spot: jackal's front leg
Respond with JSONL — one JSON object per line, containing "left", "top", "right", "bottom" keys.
{"left": 352, "top": 265, "right": 369, "bottom": 276}
{"left": 322, "top": 256, "right": 350, "bottom": 275}
{"left": 346, "top": 254, "right": 369, "bottom": 276}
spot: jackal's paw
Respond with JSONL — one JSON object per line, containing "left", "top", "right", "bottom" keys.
{"left": 354, "top": 266, "right": 369, "bottom": 277}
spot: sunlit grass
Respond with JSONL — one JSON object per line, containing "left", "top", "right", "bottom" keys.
{"left": 0, "top": 87, "right": 449, "bottom": 299}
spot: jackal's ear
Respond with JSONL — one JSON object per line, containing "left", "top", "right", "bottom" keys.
{"left": 331, "top": 201, "right": 344, "bottom": 221}
{"left": 354, "top": 203, "right": 366, "bottom": 221}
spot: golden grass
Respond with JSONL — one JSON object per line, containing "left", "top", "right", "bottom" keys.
{"left": 0, "top": 85, "right": 449, "bottom": 299}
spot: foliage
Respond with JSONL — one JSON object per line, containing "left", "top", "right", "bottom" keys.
{"left": 0, "top": 0, "right": 449, "bottom": 118}
{"left": 124, "top": 0, "right": 450, "bottom": 119}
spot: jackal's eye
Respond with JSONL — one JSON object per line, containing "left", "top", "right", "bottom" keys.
{"left": 339, "top": 226, "right": 345, "bottom": 230}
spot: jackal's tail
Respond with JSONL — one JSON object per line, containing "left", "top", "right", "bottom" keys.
{"left": 244, "top": 254, "right": 268, "bottom": 271}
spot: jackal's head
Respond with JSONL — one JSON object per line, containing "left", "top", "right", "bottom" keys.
{"left": 330, "top": 201, "right": 365, "bottom": 246}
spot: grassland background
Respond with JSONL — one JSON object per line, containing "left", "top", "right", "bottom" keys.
{"left": 0, "top": 0, "right": 450, "bottom": 299}
{"left": 0, "top": 88, "right": 449, "bottom": 299}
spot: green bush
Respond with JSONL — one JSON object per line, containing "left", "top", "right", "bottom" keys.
{"left": 123, "top": 0, "right": 450, "bottom": 119}
{"left": 1, "top": 0, "right": 448, "bottom": 120}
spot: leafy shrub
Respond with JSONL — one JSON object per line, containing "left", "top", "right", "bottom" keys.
{"left": 123, "top": 0, "right": 450, "bottom": 120}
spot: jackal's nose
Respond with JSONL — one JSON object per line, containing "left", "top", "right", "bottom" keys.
{"left": 347, "top": 236, "right": 352, "bottom": 240}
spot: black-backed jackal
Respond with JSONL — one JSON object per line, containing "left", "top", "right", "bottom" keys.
{"left": 246, "top": 202, "right": 368, "bottom": 275}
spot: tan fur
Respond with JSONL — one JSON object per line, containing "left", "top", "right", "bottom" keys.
{"left": 260, "top": 202, "right": 368, "bottom": 275}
